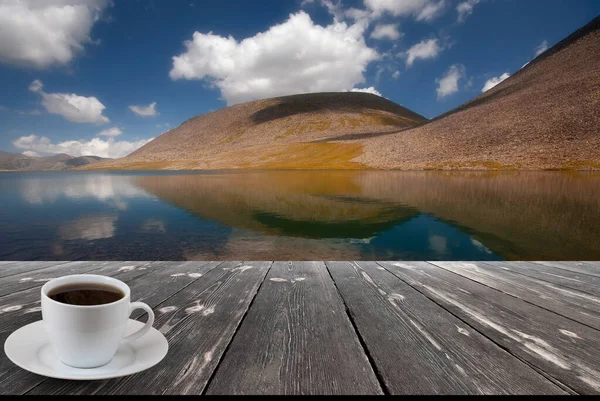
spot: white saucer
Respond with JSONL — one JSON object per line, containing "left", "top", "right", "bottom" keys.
{"left": 4, "top": 320, "right": 168, "bottom": 380}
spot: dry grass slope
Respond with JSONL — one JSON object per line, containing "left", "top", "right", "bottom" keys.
{"left": 356, "top": 15, "right": 600, "bottom": 170}
{"left": 83, "top": 92, "right": 427, "bottom": 171}
{"left": 83, "top": 15, "right": 600, "bottom": 171}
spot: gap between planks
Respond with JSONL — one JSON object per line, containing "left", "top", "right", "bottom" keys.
{"left": 376, "top": 261, "right": 580, "bottom": 394}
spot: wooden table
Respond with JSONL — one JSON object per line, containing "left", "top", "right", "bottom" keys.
{"left": 1, "top": 261, "right": 599, "bottom": 395}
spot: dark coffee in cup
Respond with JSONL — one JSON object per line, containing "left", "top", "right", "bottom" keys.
{"left": 48, "top": 283, "right": 125, "bottom": 306}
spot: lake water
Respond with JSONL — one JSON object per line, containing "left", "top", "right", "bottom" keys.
{"left": 0, "top": 171, "right": 599, "bottom": 261}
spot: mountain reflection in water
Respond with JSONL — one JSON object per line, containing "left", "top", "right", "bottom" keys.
{"left": 0, "top": 171, "right": 599, "bottom": 261}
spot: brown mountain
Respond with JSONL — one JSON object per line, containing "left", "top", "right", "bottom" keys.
{"left": 85, "top": 92, "right": 428, "bottom": 170}
{"left": 0, "top": 152, "right": 110, "bottom": 171}
{"left": 355, "top": 15, "right": 600, "bottom": 170}
{"left": 85, "top": 15, "right": 600, "bottom": 171}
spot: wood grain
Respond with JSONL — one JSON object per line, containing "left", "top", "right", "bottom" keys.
{"left": 482, "top": 261, "right": 600, "bottom": 297}
{"left": 326, "top": 261, "right": 564, "bottom": 394}
{"left": 1, "top": 261, "right": 599, "bottom": 395}
{"left": 380, "top": 261, "right": 600, "bottom": 394}
{"left": 430, "top": 261, "right": 600, "bottom": 330}
{"left": 28, "top": 261, "right": 270, "bottom": 395}
{"left": 206, "top": 261, "right": 383, "bottom": 395}
{"left": 0, "top": 261, "right": 124, "bottom": 298}
{"left": 532, "top": 262, "right": 600, "bottom": 279}
{"left": 0, "top": 261, "right": 70, "bottom": 279}
{"left": 0, "top": 261, "right": 157, "bottom": 395}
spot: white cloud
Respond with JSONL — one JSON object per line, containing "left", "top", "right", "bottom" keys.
{"left": 0, "top": 0, "right": 110, "bottom": 68}
{"left": 405, "top": 38, "right": 441, "bottom": 67}
{"left": 349, "top": 87, "right": 382, "bottom": 96}
{"left": 364, "top": 0, "right": 446, "bottom": 21}
{"left": 436, "top": 64, "right": 465, "bottom": 99}
{"left": 346, "top": 7, "right": 372, "bottom": 23}
{"left": 481, "top": 72, "right": 510, "bottom": 92}
{"left": 456, "top": 0, "right": 480, "bottom": 23}
{"left": 97, "top": 127, "right": 122, "bottom": 137}
{"left": 28, "top": 79, "right": 109, "bottom": 124}
{"left": 17, "top": 109, "right": 43, "bottom": 116}
{"left": 320, "top": 0, "right": 346, "bottom": 21}
{"left": 392, "top": 70, "right": 400, "bottom": 79}
{"left": 169, "top": 11, "right": 378, "bottom": 105}
{"left": 22, "top": 151, "right": 39, "bottom": 157}
{"left": 129, "top": 102, "right": 158, "bottom": 117}
{"left": 535, "top": 40, "right": 548, "bottom": 57}
{"left": 370, "top": 23, "right": 401, "bottom": 40}
{"left": 156, "top": 122, "right": 171, "bottom": 128}
{"left": 12, "top": 134, "right": 153, "bottom": 159}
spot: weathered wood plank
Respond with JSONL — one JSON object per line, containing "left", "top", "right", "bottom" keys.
{"left": 0, "top": 261, "right": 71, "bottom": 279}
{"left": 123, "top": 261, "right": 222, "bottom": 320}
{"left": 0, "top": 261, "right": 157, "bottom": 395}
{"left": 482, "top": 261, "right": 600, "bottom": 297}
{"left": 581, "top": 262, "right": 600, "bottom": 268}
{"left": 0, "top": 261, "right": 124, "bottom": 298}
{"left": 1, "top": 261, "right": 220, "bottom": 395}
{"left": 430, "top": 261, "right": 600, "bottom": 330}
{"left": 379, "top": 261, "right": 600, "bottom": 394}
{"left": 27, "top": 261, "right": 270, "bottom": 395}
{"left": 325, "top": 261, "right": 565, "bottom": 394}
{"left": 532, "top": 262, "right": 600, "bottom": 279}
{"left": 206, "top": 261, "right": 383, "bottom": 395}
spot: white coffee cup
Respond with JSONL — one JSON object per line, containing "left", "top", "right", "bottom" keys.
{"left": 41, "top": 274, "right": 155, "bottom": 369}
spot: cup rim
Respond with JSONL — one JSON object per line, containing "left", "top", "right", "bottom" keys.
{"left": 41, "top": 274, "right": 130, "bottom": 309}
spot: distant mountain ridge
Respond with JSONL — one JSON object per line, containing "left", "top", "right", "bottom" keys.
{"left": 0, "top": 151, "right": 110, "bottom": 171}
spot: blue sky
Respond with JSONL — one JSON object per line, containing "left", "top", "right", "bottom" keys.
{"left": 0, "top": 0, "right": 598, "bottom": 158}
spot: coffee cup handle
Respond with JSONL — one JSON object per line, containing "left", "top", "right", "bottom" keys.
{"left": 123, "top": 302, "right": 155, "bottom": 343}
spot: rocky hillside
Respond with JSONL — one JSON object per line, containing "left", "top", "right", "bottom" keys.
{"left": 356, "top": 15, "right": 600, "bottom": 170}
{"left": 0, "top": 152, "right": 110, "bottom": 171}
{"left": 84, "top": 92, "right": 428, "bottom": 170}
{"left": 84, "top": 15, "right": 600, "bottom": 171}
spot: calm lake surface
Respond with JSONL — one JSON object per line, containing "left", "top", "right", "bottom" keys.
{"left": 1, "top": 171, "right": 599, "bottom": 261}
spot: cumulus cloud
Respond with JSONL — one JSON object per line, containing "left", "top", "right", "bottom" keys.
{"left": 392, "top": 70, "right": 400, "bottom": 79}
{"left": 12, "top": 134, "right": 153, "bottom": 159}
{"left": 405, "top": 38, "right": 441, "bottom": 67}
{"left": 29, "top": 80, "right": 109, "bottom": 124}
{"left": 169, "top": 11, "right": 378, "bottom": 105}
{"left": 535, "top": 40, "right": 549, "bottom": 57}
{"left": 364, "top": 0, "right": 446, "bottom": 21}
{"left": 22, "top": 151, "right": 39, "bottom": 157}
{"left": 97, "top": 127, "right": 122, "bottom": 137}
{"left": 456, "top": 0, "right": 480, "bottom": 23}
{"left": 436, "top": 64, "right": 465, "bottom": 99}
{"left": 346, "top": 7, "right": 372, "bottom": 23}
{"left": 349, "top": 87, "right": 382, "bottom": 96}
{"left": 18, "top": 109, "right": 43, "bottom": 116}
{"left": 370, "top": 23, "right": 401, "bottom": 40}
{"left": 129, "top": 102, "right": 158, "bottom": 117}
{"left": 0, "top": 0, "right": 110, "bottom": 68}
{"left": 482, "top": 72, "right": 510, "bottom": 92}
